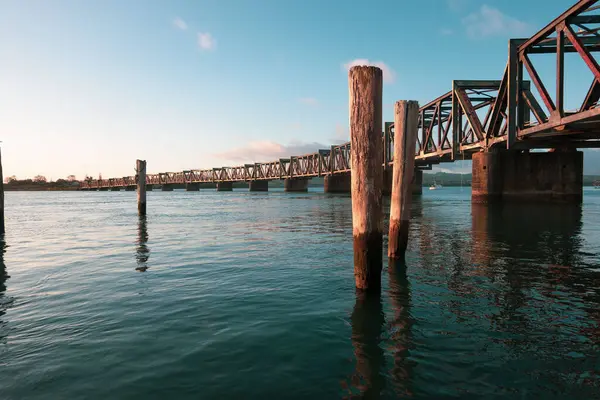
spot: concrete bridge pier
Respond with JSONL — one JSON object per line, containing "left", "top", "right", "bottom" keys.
{"left": 186, "top": 183, "right": 200, "bottom": 191}
{"left": 284, "top": 178, "right": 308, "bottom": 192}
{"left": 217, "top": 182, "right": 233, "bottom": 191}
{"left": 383, "top": 169, "right": 422, "bottom": 196}
{"left": 324, "top": 173, "right": 351, "bottom": 193}
{"left": 161, "top": 184, "right": 174, "bottom": 192}
{"left": 472, "top": 150, "right": 583, "bottom": 203}
{"left": 412, "top": 170, "right": 423, "bottom": 195}
{"left": 249, "top": 180, "right": 269, "bottom": 192}
{"left": 125, "top": 186, "right": 135, "bottom": 191}
{"left": 146, "top": 184, "right": 153, "bottom": 191}
{"left": 109, "top": 187, "right": 119, "bottom": 191}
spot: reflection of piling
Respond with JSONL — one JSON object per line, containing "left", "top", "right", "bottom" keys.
{"left": 136, "top": 215, "right": 149, "bottom": 271}
{"left": 0, "top": 147, "right": 4, "bottom": 234}
{"left": 136, "top": 160, "right": 147, "bottom": 216}
{"left": 344, "top": 290, "right": 386, "bottom": 398}
{"left": 0, "top": 237, "right": 7, "bottom": 293}
{"left": 349, "top": 66, "right": 383, "bottom": 291}
{"left": 388, "top": 101, "right": 419, "bottom": 259}
{"left": 388, "top": 259, "right": 415, "bottom": 397}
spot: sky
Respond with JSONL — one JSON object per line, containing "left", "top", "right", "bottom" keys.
{"left": 1, "top": 0, "right": 599, "bottom": 180}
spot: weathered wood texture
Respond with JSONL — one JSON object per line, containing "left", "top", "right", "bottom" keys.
{"left": 349, "top": 66, "right": 383, "bottom": 291}
{"left": 136, "top": 160, "right": 147, "bottom": 216}
{"left": 388, "top": 101, "right": 419, "bottom": 259}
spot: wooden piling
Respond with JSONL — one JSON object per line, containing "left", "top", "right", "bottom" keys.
{"left": 136, "top": 159, "right": 147, "bottom": 216}
{"left": 0, "top": 147, "right": 4, "bottom": 235}
{"left": 349, "top": 66, "right": 383, "bottom": 291}
{"left": 388, "top": 101, "right": 419, "bottom": 259}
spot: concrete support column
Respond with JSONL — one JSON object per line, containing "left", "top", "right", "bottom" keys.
{"left": 217, "top": 181, "right": 233, "bottom": 191}
{"left": 284, "top": 178, "right": 308, "bottom": 192}
{"left": 146, "top": 184, "right": 153, "bottom": 191}
{"left": 385, "top": 169, "right": 422, "bottom": 196}
{"left": 249, "top": 180, "right": 269, "bottom": 192}
{"left": 324, "top": 173, "right": 351, "bottom": 193}
{"left": 125, "top": 186, "right": 135, "bottom": 191}
{"left": 186, "top": 183, "right": 200, "bottom": 191}
{"left": 110, "top": 187, "right": 120, "bottom": 191}
{"left": 472, "top": 152, "right": 503, "bottom": 203}
{"left": 412, "top": 169, "right": 423, "bottom": 196}
{"left": 99, "top": 187, "right": 109, "bottom": 191}
{"left": 472, "top": 150, "right": 583, "bottom": 203}
{"left": 161, "top": 184, "right": 174, "bottom": 192}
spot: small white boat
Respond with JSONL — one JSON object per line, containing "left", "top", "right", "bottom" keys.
{"left": 429, "top": 180, "right": 443, "bottom": 190}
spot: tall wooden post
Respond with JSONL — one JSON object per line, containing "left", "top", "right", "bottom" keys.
{"left": 0, "top": 147, "right": 4, "bottom": 235}
{"left": 388, "top": 101, "right": 419, "bottom": 259}
{"left": 349, "top": 66, "right": 383, "bottom": 291}
{"left": 136, "top": 160, "right": 146, "bottom": 216}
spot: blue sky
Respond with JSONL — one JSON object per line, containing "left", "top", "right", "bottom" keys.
{"left": 1, "top": 0, "right": 598, "bottom": 179}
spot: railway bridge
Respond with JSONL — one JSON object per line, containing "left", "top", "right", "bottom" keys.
{"left": 80, "top": 0, "right": 600, "bottom": 202}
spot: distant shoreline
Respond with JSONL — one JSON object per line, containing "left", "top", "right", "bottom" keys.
{"left": 4, "top": 171, "right": 600, "bottom": 191}
{"left": 5, "top": 184, "right": 600, "bottom": 192}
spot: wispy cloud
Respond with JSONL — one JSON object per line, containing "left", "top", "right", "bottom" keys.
{"left": 462, "top": 5, "right": 530, "bottom": 38}
{"left": 447, "top": 0, "right": 468, "bottom": 11}
{"left": 440, "top": 28, "right": 454, "bottom": 36}
{"left": 198, "top": 32, "right": 216, "bottom": 50}
{"left": 214, "top": 140, "right": 328, "bottom": 162}
{"left": 173, "top": 17, "right": 188, "bottom": 31}
{"left": 298, "top": 97, "right": 319, "bottom": 106}
{"left": 342, "top": 59, "right": 396, "bottom": 84}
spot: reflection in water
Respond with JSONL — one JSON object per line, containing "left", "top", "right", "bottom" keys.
{"left": 0, "top": 236, "right": 11, "bottom": 344}
{"left": 471, "top": 203, "right": 583, "bottom": 268}
{"left": 0, "top": 237, "right": 8, "bottom": 298}
{"left": 388, "top": 259, "right": 415, "bottom": 398}
{"left": 136, "top": 216, "right": 150, "bottom": 271}
{"left": 343, "top": 290, "right": 386, "bottom": 399}
{"left": 471, "top": 203, "right": 585, "bottom": 331}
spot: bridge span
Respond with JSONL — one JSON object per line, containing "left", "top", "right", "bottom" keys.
{"left": 80, "top": 0, "right": 600, "bottom": 202}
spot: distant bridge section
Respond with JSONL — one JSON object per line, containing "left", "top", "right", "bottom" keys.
{"left": 81, "top": 0, "right": 600, "bottom": 201}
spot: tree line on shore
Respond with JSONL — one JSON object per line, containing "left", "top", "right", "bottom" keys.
{"left": 2, "top": 172, "right": 600, "bottom": 190}
{"left": 3, "top": 175, "right": 81, "bottom": 190}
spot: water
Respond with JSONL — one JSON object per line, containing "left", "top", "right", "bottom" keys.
{"left": 0, "top": 188, "right": 599, "bottom": 399}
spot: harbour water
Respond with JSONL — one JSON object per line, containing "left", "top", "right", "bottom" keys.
{"left": 0, "top": 188, "right": 599, "bottom": 399}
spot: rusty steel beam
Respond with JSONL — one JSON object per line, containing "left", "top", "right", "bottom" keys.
{"left": 522, "top": 53, "right": 557, "bottom": 114}
{"left": 564, "top": 22, "right": 600, "bottom": 81}
{"left": 520, "top": 0, "right": 598, "bottom": 49}
{"left": 581, "top": 79, "right": 600, "bottom": 110}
